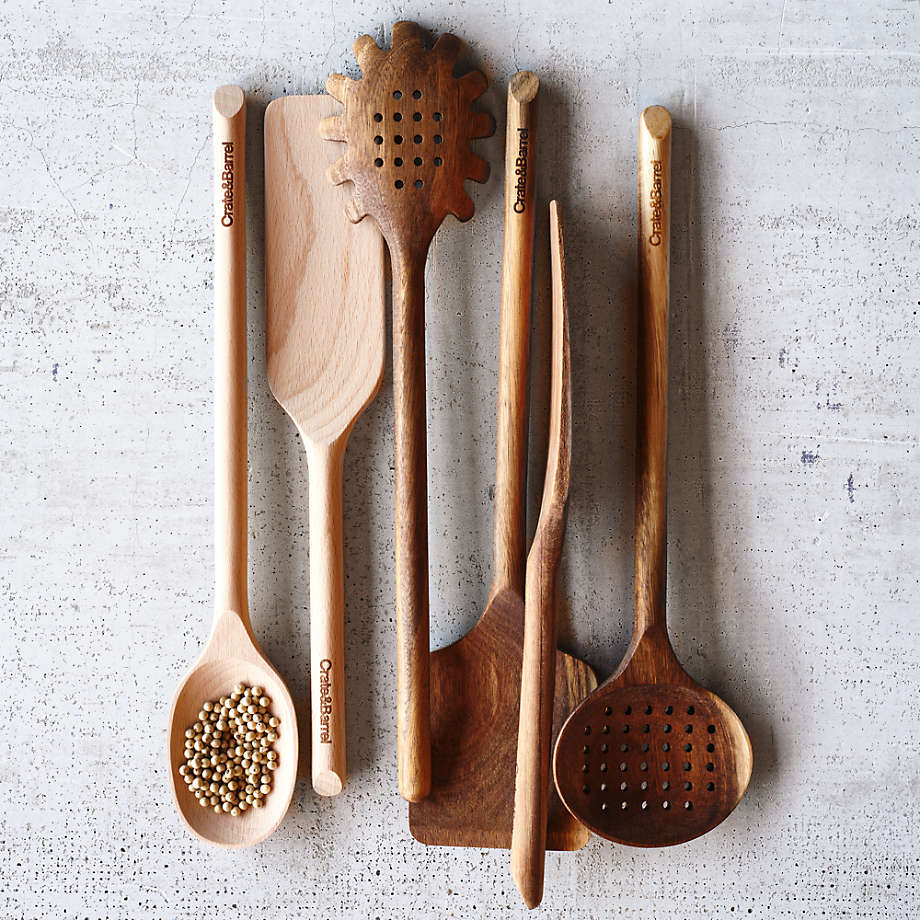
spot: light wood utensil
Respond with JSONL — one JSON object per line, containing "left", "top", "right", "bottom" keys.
{"left": 167, "top": 86, "right": 298, "bottom": 847}
{"left": 553, "top": 106, "right": 752, "bottom": 847}
{"left": 264, "top": 95, "right": 386, "bottom": 797}
{"left": 511, "top": 200, "right": 572, "bottom": 908}
{"left": 322, "top": 20, "right": 494, "bottom": 802}
{"left": 408, "top": 75, "right": 595, "bottom": 849}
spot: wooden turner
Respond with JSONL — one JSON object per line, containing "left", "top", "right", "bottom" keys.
{"left": 265, "top": 95, "right": 386, "bottom": 796}
{"left": 552, "top": 106, "right": 752, "bottom": 846}
{"left": 322, "top": 21, "right": 494, "bottom": 802}
{"left": 408, "top": 75, "right": 595, "bottom": 850}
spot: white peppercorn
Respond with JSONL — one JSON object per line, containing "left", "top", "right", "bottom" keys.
{"left": 178, "top": 683, "right": 280, "bottom": 817}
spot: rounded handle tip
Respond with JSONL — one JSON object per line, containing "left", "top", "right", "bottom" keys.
{"left": 399, "top": 784, "right": 429, "bottom": 804}
{"left": 509, "top": 70, "right": 540, "bottom": 104}
{"left": 511, "top": 866, "right": 543, "bottom": 910}
{"left": 640, "top": 105, "right": 671, "bottom": 140}
{"left": 214, "top": 84, "right": 245, "bottom": 119}
{"left": 313, "top": 769, "right": 345, "bottom": 797}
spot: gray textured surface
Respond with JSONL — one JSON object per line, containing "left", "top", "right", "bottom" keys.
{"left": 2, "top": 1, "right": 919, "bottom": 917}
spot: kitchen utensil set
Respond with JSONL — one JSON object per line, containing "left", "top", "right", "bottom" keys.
{"left": 168, "top": 22, "right": 752, "bottom": 907}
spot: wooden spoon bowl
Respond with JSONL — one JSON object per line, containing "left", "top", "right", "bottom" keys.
{"left": 167, "top": 614, "right": 298, "bottom": 847}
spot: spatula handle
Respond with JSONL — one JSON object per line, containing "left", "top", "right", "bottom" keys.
{"left": 392, "top": 251, "right": 431, "bottom": 803}
{"left": 635, "top": 106, "right": 671, "bottom": 635}
{"left": 492, "top": 71, "right": 539, "bottom": 598}
{"left": 305, "top": 438, "right": 348, "bottom": 796}
{"left": 212, "top": 85, "right": 249, "bottom": 623}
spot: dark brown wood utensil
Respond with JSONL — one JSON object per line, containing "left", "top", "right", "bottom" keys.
{"left": 408, "top": 75, "right": 595, "bottom": 850}
{"left": 553, "top": 106, "right": 752, "bottom": 847}
{"left": 511, "top": 200, "right": 573, "bottom": 907}
{"left": 322, "top": 20, "right": 494, "bottom": 803}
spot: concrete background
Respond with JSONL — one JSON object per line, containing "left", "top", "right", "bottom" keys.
{"left": 2, "top": 0, "right": 918, "bottom": 917}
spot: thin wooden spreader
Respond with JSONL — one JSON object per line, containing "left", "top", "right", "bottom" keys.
{"left": 167, "top": 86, "right": 298, "bottom": 846}
{"left": 408, "top": 75, "right": 595, "bottom": 850}
{"left": 265, "top": 95, "right": 386, "bottom": 796}
{"left": 511, "top": 200, "right": 573, "bottom": 908}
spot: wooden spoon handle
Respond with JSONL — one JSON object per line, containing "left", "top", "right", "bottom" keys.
{"left": 305, "top": 437, "right": 348, "bottom": 796}
{"left": 212, "top": 85, "right": 248, "bottom": 622}
{"left": 393, "top": 252, "right": 431, "bottom": 803}
{"left": 492, "top": 71, "right": 539, "bottom": 597}
{"left": 511, "top": 200, "right": 571, "bottom": 910}
{"left": 635, "top": 106, "right": 672, "bottom": 635}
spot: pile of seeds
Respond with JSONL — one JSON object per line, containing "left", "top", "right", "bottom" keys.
{"left": 177, "top": 683, "right": 280, "bottom": 816}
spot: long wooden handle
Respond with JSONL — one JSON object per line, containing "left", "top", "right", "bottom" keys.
{"left": 213, "top": 85, "right": 248, "bottom": 623}
{"left": 511, "top": 200, "right": 571, "bottom": 910}
{"left": 392, "top": 250, "right": 431, "bottom": 803}
{"left": 305, "top": 437, "right": 348, "bottom": 795}
{"left": 634, "top": 106, "right": 671, "bottom": 636}
{"left": 492, "top": 71, "right": 539, "bottom": 598}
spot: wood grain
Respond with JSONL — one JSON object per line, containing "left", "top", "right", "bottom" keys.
{"left": 634, "top": 103, "right": 670, "bottom": 638}
{"left": 494, "top": 69, "right": 539, "bottom": 597}
{"left": 408, "top": 78, "right": 596, "bottom": 851}
{"left": 167, "top": 87, "right": 298, "bottom": 848}
{"left": 511, "top": 200, "right": 572, "bottom": 908}
{"left": 213, "top": 84, "right": 248, "bottom": 621}
{"left": 553, "top": 107, "right": 752, "bottom": 848}
{"left": 265, "top": 94, "right": 385, "bottom": 796}
{"left": 323, "top": 21, "right": 493, "bottom": 802}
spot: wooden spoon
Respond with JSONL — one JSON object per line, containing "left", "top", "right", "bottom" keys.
{"left": 408, "top": 75, "right": 595, "bottom": 850}
{"left": 265, "top": 94, "right": 385, "bottom": 796}
{"left": 511, "top": 200, "right": 572, "bottom": 907}
{"left": 552, "top": 106, "right": 752, "bottom": 847}
{"left": 321, "top": 21, "right": 494, "bottom": 802}
{"left": 167, "top": 86, "right": 298, "bottom": 847}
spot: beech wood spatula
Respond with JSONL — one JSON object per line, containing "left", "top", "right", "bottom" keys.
{"left": 265, "top": 94, "right": 386, "bottom": 796}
